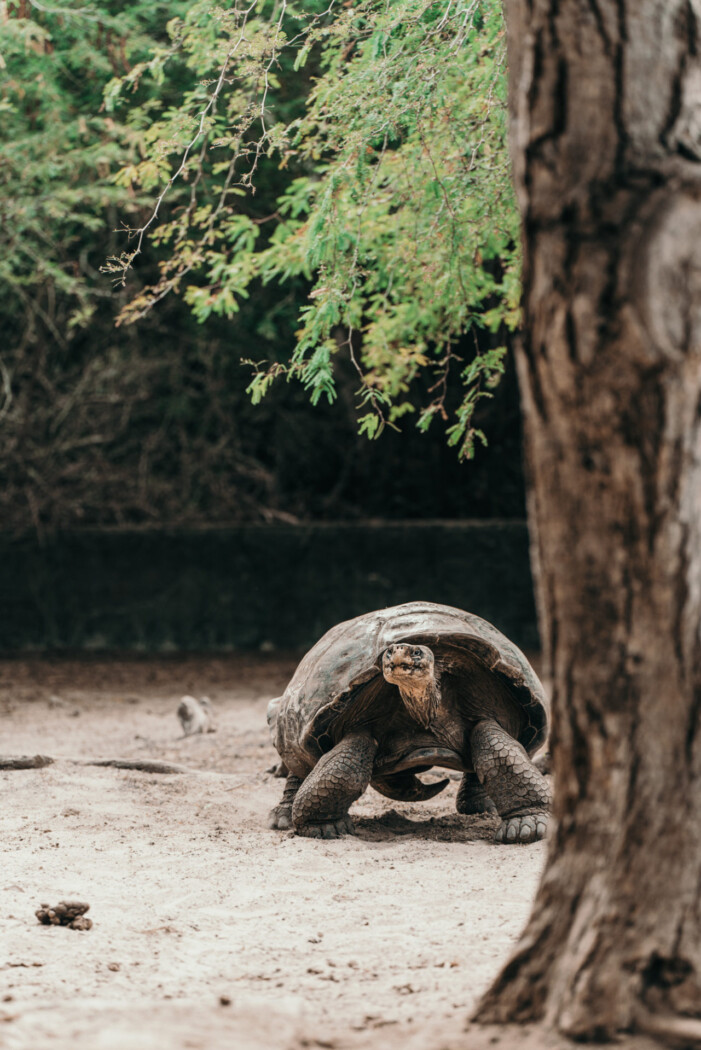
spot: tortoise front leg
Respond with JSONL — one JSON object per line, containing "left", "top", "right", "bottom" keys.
{"left": 267, "top": 773, "right": 303, "bottom": 830}
{"left": 292, "top": 730, "right": 378, "bottom": 839}
{"left": 470, "top": 719, "right": 551, "bottom": 844}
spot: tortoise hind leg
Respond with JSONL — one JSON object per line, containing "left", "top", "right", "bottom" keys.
{"left": 292, "top": 730, "right": 377, "bottom": 839}
{"left": 267, "top": 774, "right": 303, "bottom": 830}
{"left": 470, "top": 719, "right": 551, "bottom": 844}
{"left": 456, "top": 771, "right": 497, "bottom": 815}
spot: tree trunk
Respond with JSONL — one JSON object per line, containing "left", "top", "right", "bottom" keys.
{"left": 475, "top": 1, "right": 701, "bottom": 1041}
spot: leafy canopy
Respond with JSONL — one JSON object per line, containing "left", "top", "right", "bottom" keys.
{"left": 0, "top": 1, "right": 190, "bottom": 340}
{"left": 107, "top": 0, "right": 519, "bottom": 457}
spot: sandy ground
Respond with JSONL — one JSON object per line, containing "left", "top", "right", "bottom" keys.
{"left": 0, "top": 655, "right": 556, "bottom": 1050}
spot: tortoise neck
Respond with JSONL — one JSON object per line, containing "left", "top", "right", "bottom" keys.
{"left": 398, "top": 675, "right": 440, "bottom": 729}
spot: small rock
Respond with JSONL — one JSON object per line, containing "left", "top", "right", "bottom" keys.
{"left": 219, "top": 995, "right": 231, "bottom": 1006}
{"left": 107, "top": 962, "right": 120, "bottom": 972}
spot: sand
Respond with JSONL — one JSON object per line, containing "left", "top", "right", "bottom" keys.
{"left": 1, "top": 655, "right": 550, "bottom": 1050}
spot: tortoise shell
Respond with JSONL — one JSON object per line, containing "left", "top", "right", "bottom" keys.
{"left": 271, "top": 601, "right": 548, "bottom": 776}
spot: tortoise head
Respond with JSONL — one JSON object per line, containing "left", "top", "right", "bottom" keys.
{"left": 382, "top": 644, "right": 437, "bottom": 727}
{"left": 382, "top": 643, "right": 435, "bottom": 686}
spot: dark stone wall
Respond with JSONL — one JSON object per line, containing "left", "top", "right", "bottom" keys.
{"left": 0, "top": 522, "right": 538, "bottom": 653}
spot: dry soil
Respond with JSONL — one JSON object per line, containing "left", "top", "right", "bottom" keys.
{"left": 1, "top": 654, "right": 554, "bottom": 1050}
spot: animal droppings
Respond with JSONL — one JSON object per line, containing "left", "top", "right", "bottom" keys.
{"left": 35, "top": 900, "right": 92, "bottom": 931}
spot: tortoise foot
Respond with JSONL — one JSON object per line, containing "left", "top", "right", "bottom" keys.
{"left": 267, "top": 805, "right": 293, "bottom": 830}
{"left": 266, "top": 761, "right": 289, "bottom": 778}
{"left": 495, "top": 810, "right": 548, "bottom": 845}
{"left": 460, "top": 796, "right": 498, "bottom": 816}
{"left": 295, "top": 816, "right": 355, "bottom": 839}
{"left": 456, "top": 771, "right": 497, "bottom": 815}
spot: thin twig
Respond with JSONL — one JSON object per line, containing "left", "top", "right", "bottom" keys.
{"left": 0, "top": 755, "right": 54, "bottom": 770}
{"left": 110, "top": 0, "right": 258, "bottom": 286}
{"left": 87, "top": 759, "right": 190, "bottom": 774}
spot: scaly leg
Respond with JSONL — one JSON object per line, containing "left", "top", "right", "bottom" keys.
{"left": 292, "top": 730, "right": 378, "bottom": 839}
{"left": 267, "top": 774, "right": 303, "bottom": 830}
{"left": 456, "top": 771, "right": 497, "bottom": 815}
{"left": 470, "top": 719, "right": 551, "bottom": 844}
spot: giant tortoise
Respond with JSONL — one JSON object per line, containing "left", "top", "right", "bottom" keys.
{"left": 267, "top": 601, "right": 550, "bottom": 844}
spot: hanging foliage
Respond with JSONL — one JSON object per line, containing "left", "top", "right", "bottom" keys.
{"left": 106, "top": 0, "right": 520, "bottom": 457}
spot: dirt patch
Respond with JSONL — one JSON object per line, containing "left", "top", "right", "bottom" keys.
{"left": 2, "top": 655, "right": 548, "bottom": 1049}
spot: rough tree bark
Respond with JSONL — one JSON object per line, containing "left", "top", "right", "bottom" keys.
{"left": 475, "top": 1, "right": 701, "bottom": 1042}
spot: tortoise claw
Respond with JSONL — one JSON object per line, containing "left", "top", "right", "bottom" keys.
{"left": 267, "top": 805, "right": 293, "bottom": 830}
{"left": 495, "top": 811, "right": 548, "bottom": 845}
{"left": 296, "top": 816, "right": 355, "bottom": 839}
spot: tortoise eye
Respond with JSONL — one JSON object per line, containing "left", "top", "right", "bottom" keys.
{"left": 413, "top": 648, "right": 422, "bottom": 657}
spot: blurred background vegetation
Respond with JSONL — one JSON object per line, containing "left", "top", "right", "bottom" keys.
{"left": 0, "top": 0, "right": 524, "bottom": 535}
